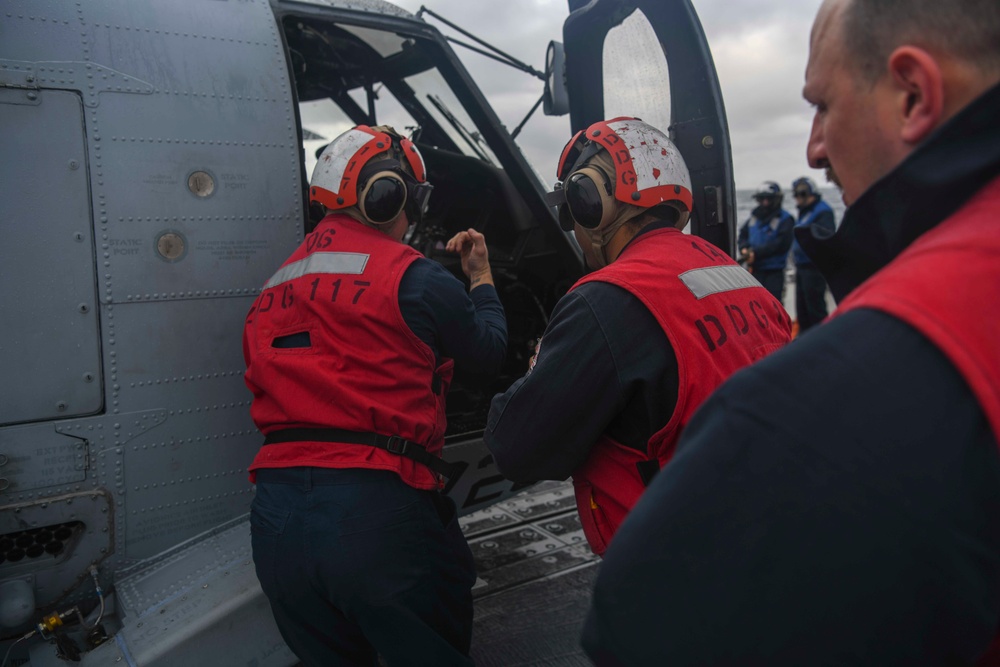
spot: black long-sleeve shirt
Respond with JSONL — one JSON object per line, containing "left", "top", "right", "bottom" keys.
{"left": 485, "top": 225, "right": 679, "bottom": 483}
{"left": 584, "top": 309, "right": 1000, "bottom": 665}
{"left": 398, "top": 257, "right": 507, "bottom": 377}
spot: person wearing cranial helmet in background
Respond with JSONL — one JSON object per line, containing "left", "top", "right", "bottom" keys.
{"left": 484, "top": 117, "right": 790, "bottom": 558}
{"left": 790, "top": 176, "right": 836, "bottom": 332}
{"left": 243, "top": 124, "right": 507, "bottom": 666}
{"left": 737, "top": 180, "right": 796, "bottom": 302}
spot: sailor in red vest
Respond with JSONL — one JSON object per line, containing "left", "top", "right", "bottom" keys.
{"left": 584, "top": 1, "right": 1000, "bottom": 665}
{"left": 243, "top": 125, "right": 506, "bottom": 666}
{"left": 484, "top": 118, "right": 791, "bottom": 556}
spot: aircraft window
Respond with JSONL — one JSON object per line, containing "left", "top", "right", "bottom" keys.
{"left": 287, "top": 17, "right": 499, "bottom": 175}
{"left": 404, "top": 69, "right": 500, "bottom": 166}
{"left": 345, "top": 85, "right": 419, "bottom": 137}
{"left": 339, "top": 24, "right": 408, "bottom": 57}
{"left": 601, "top": 9, "right": 671, "bottom": 133}
{"left": 299, "top": 98, "right": 354, "bottom": 178}
{"left": 298, "top": 90, "right": 420, "bottom": 178}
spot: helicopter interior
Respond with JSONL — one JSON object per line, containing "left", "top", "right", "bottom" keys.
{"left": 280, "top": 14, "right": 580, "bottom": 437}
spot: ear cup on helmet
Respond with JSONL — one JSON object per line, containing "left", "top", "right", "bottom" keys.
{"left": 565, "top": 166, "right": 615, "bottom": 229}
{"left": 358, "top": 170, "right": 407, "bottom": 225}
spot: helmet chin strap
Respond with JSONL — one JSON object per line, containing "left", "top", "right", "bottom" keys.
{"left": 580, "top": 203, "right": 645, "bottom": 268}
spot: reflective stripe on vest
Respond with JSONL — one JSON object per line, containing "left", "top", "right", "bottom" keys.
{"left": 244, "top": 214, "right": 453, "bottom": 490}
{"left": 570, "top": 227, "right": 792, "bottom": 555}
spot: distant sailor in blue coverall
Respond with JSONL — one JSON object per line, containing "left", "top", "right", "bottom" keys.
{"left": 737, "top": 181, "right": 795, "bottom": 302}
{"left": 790, "top": 176, "right": 836, "bottom": 332}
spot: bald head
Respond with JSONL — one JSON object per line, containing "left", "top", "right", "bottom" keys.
{"left": 832, "top": 0, "right": 1000, "bottom": 86}
{"left": 805, "top": 0, "right": 1000, "bottom": 204}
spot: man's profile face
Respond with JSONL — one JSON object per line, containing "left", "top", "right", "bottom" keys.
{"left": 824, "top": 165, "right": 843, "bottom": 193}
{"left": 803, "top": 0, "right": 898, "bottom": 206}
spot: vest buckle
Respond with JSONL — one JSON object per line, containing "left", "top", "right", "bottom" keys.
{"left": 385, "top": 435, "right": 408, "bottom": 455}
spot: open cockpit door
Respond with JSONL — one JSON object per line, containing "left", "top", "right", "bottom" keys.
{"left": 271, "top": 0, "right": 586, "bottom": 516}
{"left": 558, "top": 0, "right": 736, "bottom": 254}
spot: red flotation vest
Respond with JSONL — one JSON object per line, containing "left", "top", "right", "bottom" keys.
{"left": 244, "top": 214, "right": 453, "bottom": 490}
{"left": 572, "top": 227, "right": 792, "bottom": 554}
{"left": 835, "top": 175, "right": 1000, "bottom": 444}
{"left": 834, "top": 175, "right": 1000, "bottom": 666}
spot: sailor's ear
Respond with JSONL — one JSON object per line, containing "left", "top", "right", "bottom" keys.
{"left": 886, "top": 46, "right": 943, "bottom": 146}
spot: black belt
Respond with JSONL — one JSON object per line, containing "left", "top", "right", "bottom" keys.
{"left": 262, "top": 427, "right": 462, "bottom": 479}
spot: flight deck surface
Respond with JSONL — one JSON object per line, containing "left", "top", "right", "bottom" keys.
{"left": 464, "top": 481, "right": 599, "bottom": 666}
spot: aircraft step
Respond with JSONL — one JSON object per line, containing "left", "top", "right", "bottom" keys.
{"left": 464, "top": 480, "right": 599, "bottom": 666}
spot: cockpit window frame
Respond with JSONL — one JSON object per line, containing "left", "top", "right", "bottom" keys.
{"left": 272, "top": 0, "right": 573, "bottom": 252}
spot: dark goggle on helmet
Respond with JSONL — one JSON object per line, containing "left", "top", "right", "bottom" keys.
{"left": 792, "top": 177, "right": 819, "bottom": 199}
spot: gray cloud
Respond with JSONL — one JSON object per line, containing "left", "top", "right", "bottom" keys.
{"left": 389, "top": 0, "right": 830, "bottom": 190}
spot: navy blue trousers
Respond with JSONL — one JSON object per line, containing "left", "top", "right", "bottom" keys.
{"left": 755, "top": 268, "right": 785, "bottom": 304}
{"left": 250, "top": 467, "right": 476, "bottom": 667}
{"left": 795, "top": 264, "right": 830, "bottom": 332}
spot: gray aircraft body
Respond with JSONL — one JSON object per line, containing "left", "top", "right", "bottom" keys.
{"left": 0, "top": 0, "right": 734, "bottom": 663}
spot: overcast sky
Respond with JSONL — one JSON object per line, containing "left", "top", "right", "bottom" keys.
{"left": 387, "top": 0, "right": 828, "bottom": 192}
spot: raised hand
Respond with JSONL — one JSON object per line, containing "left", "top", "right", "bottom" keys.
{"left": 445, "top": 228, "right": 494, "bottom": 290}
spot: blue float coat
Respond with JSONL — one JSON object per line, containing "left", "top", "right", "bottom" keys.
{"left": 792, "top": 197, "right": 836, "bottom": 265}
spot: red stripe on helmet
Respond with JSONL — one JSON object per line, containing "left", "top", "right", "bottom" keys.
{"left": 556, "top": 129, "right": 585, "bottom": 181}
{"left": 400, "top": 137, "right": 427, "bottom": 183}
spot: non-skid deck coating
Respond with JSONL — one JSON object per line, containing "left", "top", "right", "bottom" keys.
{"left": 464, "top": 481, "right": 600, "bottom": 666}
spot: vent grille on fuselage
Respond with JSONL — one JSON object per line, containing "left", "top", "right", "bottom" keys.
{"left": 0, "top": 521, "right": 84, "bottom": 565}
